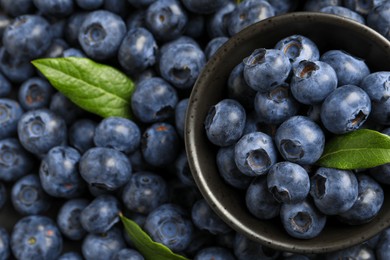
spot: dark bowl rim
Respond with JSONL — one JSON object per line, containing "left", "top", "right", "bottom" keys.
{"left": 185, "top": 11, "right": 390, "bottom": 254}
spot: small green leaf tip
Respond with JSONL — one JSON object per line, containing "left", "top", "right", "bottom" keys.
{"left": 120, "top": 214, "right": 190, "bottom": 260}
{"left": 317, "top": 129, "right": 390, "bottom": 170}
{"left": 32, "top": 57, "right": 135, "bottom": 119}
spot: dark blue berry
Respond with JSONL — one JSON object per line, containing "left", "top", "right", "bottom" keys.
{"left": 0, "top": 98, "right": 23, "bottom": 140}
{"left": 0, "top": 72, "right": 11, "bottom": 97}
{"left": 0, "top": 227, "right": 10, "bottom": 260}
{"left": 18, "top": 77, "right": 53, "bottom": 111}
{"left": 181, "top": 0, "right": 229, "bottom": 14}
{"left": 111, "top": 248, "right": 144, "bottom": 260}
{"left": 320, "top": 6, "right": 366, "bottom": 24}
{"left": 204, "top": 37, "right": 229, "bottom": 60}
{"left": 80, "top": 194, "right": 121, "bottom": 234}
{"left": 57, "top": 198, "right": 89, "bottom": 240}
{"left": 234, "top": 232, "right": 280, "bottom": 260}
{"left": 33, "top": 0, "right": 74, "bottom": 17}
{"left": 194, "top": 246, "right": 235, "bottom": 260}
{"left": 11, "top": 174, "right": 51, "bottom": 215}
{"left": 207, "top": 3, "right": 235, "bottom": 38}
{"left": 367, "top": 1, "right": 390, "bottom": 40}
{"left": 0, "top": 47, "right": 34, "bottom": 83}
{"left": 69, "top": 118, "right": 97, "bottom": 154}
{"left": 94, "top": 117, "right": 141, "bottom": 154}
{"left": 76, "top": 0, "right": 103, "bottom": 10}
{"left": 174, "top": 98, "right": 188, "bottom": 139}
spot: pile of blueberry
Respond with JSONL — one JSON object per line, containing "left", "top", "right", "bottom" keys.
{"left": 0, "top": 0, "right": 389, "bottom": 259}
{"left": 205, "top": 32, "right": 390, "bottom": 239}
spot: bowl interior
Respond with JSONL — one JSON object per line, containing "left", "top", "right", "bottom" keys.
{"left": 185, "top": 12, "right": 390, "bottom": 254}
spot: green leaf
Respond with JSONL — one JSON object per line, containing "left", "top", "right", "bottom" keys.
{"left": 120, "top": 214, "right": 190, "bottom": 260}
{"left": 317, "top": 129, "right": 390, "bottom": 170}
{"left": 32, "top": 57, "right": 134, "bottom": 119}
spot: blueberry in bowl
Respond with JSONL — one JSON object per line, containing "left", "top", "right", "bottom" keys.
{"left": 185, "top": 12, "right": 390, "bottom": 254}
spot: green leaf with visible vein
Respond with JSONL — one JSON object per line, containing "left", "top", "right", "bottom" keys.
{"left": 32, "top": 57, "right": 134, "bottom": 119}
{"left": 120, "top": 214, "right": 189, "bottom": 260}
{"left": 317, "top": 129, "right": 390, "bottom": 170}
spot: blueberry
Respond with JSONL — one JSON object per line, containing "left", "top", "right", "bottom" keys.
{"left": 246, "top": 175, "right": 280, "bottom": 219}
{"left": 243, "top": 48, "right": 291, "bottom": 92}
{"left": 207, "top": 2, "right": 235, "bottom": 38}
{"left": 227, "top": 62, "right": 257, "bottom": 111}
{"left": 79, "top": 147, "right": 132, "bottom": 191}
{"left": 144, "top": 203, "right": 193, "bottom": 252}
{"left": 280, "top": 199, "right": 327, "bottom": 239}
{"left": 0, "top": 0, "right": 35, "bottom": 17}
{"left": 274, "top": 34, "right": 320, "bottom": 66}
{"left": 343, "top": 0, "right": 385, "bottom": 15}
{"left": 267, "top": 161, "right": 310, "bottom": 203}
{"left": 338, "top": 174, "right": 384, "bottom": 225}
{"left": 325, "top": 243, "right": 376, "bottom": 259}
{"left": 76, "top": 0, "right": 103, "bottom": 10}
{"left": 191, "top": 199, "right": 231, "bottom": 235}
{"left": 320, "top": 85, "right": 371, "bottom": 134}
{"left": 33, "top": 0, "right": 73, "bottom": 17}
{"left": 49, "top": 92, "right": 85, "bottom": 125}
{"left": 367, "top": 1, "right": 390, "bottom": 40}
{"left": 303, "top": 0, "right": 342, "bottom": 11}
{"left": 216, "top": 145, "right": 253, "bottom": 189}
{"left": 94, "top": 117, "right": 141, "bottom": 154}
{"left": 69, "top": 119, "right": 97, "bottom": 154}
{"left": 58, "top": 251, "right": 84, "bottom": 260}
{"left": 234, "top": 132, "right": 277, "bottom": 176}
{"left": 310, "top": 167, "right": 359, "bottom": 215}
{"left": 159, "top": 42, "right": 206, "bottom": 89}
{"left": 111, "top": 248, "right": 144, "bottom": 260}
{"left": 62, "top": 48, "right": 86, "bottom": 58}
{"left": 78, "top": 10, "right": 126, "bottom": 60}
{"left": 0, "top": 98, "right": 23, "bottom": 140}
{"left": 80, "top": 194, "right": 121, "bottom": 234}
{"left": 194, "top": 246, "right": 235, "bottom": 260}
{"left": 11, "top": 215, "right": 63, "bottom": 260}
{"left": 118, "top": 27, "right": 158, "bottom": 75}
{"left": 57, "top": 198, "right": 89, "bottom": 240}
{"left": 82, "top": 227, "right": 126, "bottom": 260}
{"left": 0, "top": 72, "right": 11, "bottom": 97}
{"left": 174, "top": 150, "right": 195, "bottom": 187}
{"left": 320, "top": 50, "right": 370, "bottom": 86}
{"left": 0, "top": 182, "right": 6, "bottom": 210}
{"left": 0, "top": 227, "right": 10, "bottom": 260}
{"left": 360, "top": 71, "right": 390, "bottom": 103}
{"left": 141, "top": 122, "right": 180, "bottom": 167}
{"left": 127, "top": 148, "right": 149, "bottom": 173}
{"left": 204, "top": 36, "right": 229, "bottom": 60}
{"left": 370, "top": 97, "right": 390, "bottom": 125}
{"left": 17, "top": 108, "right": 67, "bottom": 156}
{"left": 0, "top": 47, "right": 35, "bottom": 83}
{"left": 39, "top": 146, "right": 84, "bottom": 198}
{"left": 0, "top": 138, "right": 34, "bottom": 182}
{"left": 131, "top": 77, "right": 178, "bottom": 123}
{"left": 254, "top": 83, "right": 300, "bottom": 124}
{"left": 122, "top": 171, "right": 169, "bottom": 214}
{"left": 290, "top": 60, "right": 338, "bottom": 105}
{"left": 228, "top": 0, "right": 275, "bottom": 36}
{"left": 320, "top": 6, "right": 366, "bottom": 24}
{"left": 275, "top": 116, "right": 325, "bottom": 165}
{"left": 376, "top": 228, "right": 390, "bottom": 259}
{"left": 3, "top": 14, "right": 52, "bottom": 60}
{"left": 205, "top": 99, "right": 246, "bottom": 147}
{"left": 65, "top": 12, "right": 88, "bottom": 46}
{"left": 234, "top": 232, "right": 280, "bottom": 260}
{"left": 267, "top": 0, "right": 299, "bottom": 14}
{"left": 18, "top": 77, "right": 54, "bottom": 111}
{"left": 174, "top": 98, "right": 188, "bottom": 139}
{"left": 11, "top": 174, "right": 51, "bottom": 215}
{"left": 145, "top": 0, "right": 188, "bottom": 42}
{"left": 181, "top": 0, "right": 229, "bottom": 14}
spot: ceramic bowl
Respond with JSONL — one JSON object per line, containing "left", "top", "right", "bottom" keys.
{"left": 185, "top": 12, "right": 390, "bottom": 254}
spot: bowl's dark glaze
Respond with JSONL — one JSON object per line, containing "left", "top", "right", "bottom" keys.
{"left": 185, "top": 12, "right": 390, "bottom": 254}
